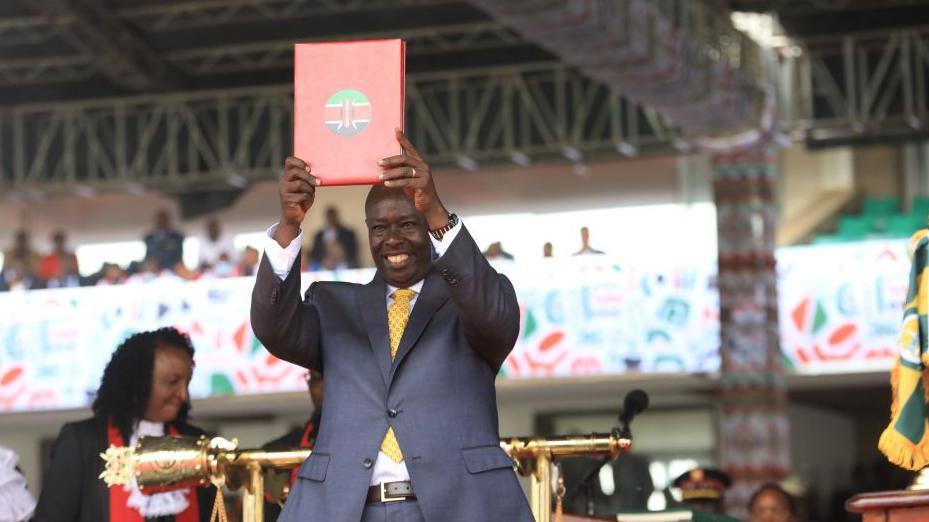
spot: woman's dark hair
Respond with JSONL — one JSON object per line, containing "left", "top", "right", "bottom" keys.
{"left": 92, "top": 327, "right": 195, "bottom": 442}
{"left": 748, "top": 483, "right": 797, "bottom": 517}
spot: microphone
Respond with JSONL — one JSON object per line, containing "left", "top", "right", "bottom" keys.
{"left": 568, "top": 389, "right": 650, "bottom": 515}
{"left": 617, "top": 389, "right": 649, "bottom": 435}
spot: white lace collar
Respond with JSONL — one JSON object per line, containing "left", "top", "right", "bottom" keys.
{"left": 124, "top": 421, "right": 191, "bottom": 518}
{"left": 0, "top": 445, "right": 36, "bottom": 522}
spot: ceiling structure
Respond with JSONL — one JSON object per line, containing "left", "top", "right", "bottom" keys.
{"left": 2, "top": 0, "right": 929, "bottom": 195}
{"left": 732, "top": 0, "right": 929, "bottom": 147}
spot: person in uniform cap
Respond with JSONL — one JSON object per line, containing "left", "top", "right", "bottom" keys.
{"left": 262, "top": 369, "right": 324, "bottom": 521}
{"left": 671, "top": 467, "right": 732, "bottom": 514}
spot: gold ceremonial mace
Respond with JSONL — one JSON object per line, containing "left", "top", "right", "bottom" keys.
{"left": 99, "top": 435, "right": 311, "bottom": 522}
{"left": 101, "top": 431, "right": 631, "bottom": 522}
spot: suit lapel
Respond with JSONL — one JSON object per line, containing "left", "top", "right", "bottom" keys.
{"left": 359, "top": 276, "right": 391, "bottom": 386}
{"left": 389, "top": 271, "right": 448, "bottom": 384}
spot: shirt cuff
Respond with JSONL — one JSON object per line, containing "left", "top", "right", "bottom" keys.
{"left": 264, "top": 223, "right": 303, "bottom": 280}
{"left": 429, "top": 218, "right": 462, "bottom": 259}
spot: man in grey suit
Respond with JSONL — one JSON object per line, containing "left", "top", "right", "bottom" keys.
{"left": 251, "top": 129, "right": 534, "bottom": 522}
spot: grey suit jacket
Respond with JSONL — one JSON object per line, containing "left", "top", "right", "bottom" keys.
{"left": 251, "top": 225, "right": 533, "bottom": 522}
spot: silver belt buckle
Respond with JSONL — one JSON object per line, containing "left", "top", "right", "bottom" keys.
{"left": 380, "top": 481, "right": 403, "bottom": 503}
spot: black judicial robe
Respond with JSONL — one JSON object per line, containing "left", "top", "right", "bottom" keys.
{"left": 34, "top": 416, "right": 215, "bottom": 522}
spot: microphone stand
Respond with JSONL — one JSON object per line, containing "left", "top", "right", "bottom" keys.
{"left": 567, "top": 426, "right": 630, "bottom": 516}
{"left": 566, "top": 389, "right": 646, "bottom": 517}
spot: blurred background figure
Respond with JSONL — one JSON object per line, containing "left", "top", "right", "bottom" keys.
{"left": 238, "top": 246, "right": 260, "bottom": 277}
{"left": 44, "top": 254, "right": 82, "bottom": 289}
{"left": 126, "top": 256, "right": 164, "bottom": 284}
{"left": 262, "top": 370, "right": 324, "bottom": 521}
{"left": 309, "top": 206, "right": 358, "bottom": 269}
{"left": 0, "top": 258, "right": 43, "bottom": 292}
{"left": 197, "top": 218, "right": 235, "bottom": 270}
{"left": 3, "top": 229, "right": 39, "bottom": 272}
{"left": 37, "top": 230, "right": 79, "bottom": 282}
{"left": 0, "top": 445, "right": 36, "bottom": 522}
{"left": 3, "top": 229, "right": 39, "bottom": 275}
{"left": 573, "top": 226, "right": 605, "bottom": 255}
{"left": 748, "top": 483, "right": 797, "bottom": 522}
{"left": 322, "top": 241, "right": 347, "bottom": 271}
{"left": 34, "top": 327, "right": 214, "bottom": 521}
{"left": 543, "top": 241, "right": 553, "bottom": 258}
{"left": 483, "top": 241, "right": 514, "bottom": 260}
{"left": 671, "top": 467, "right": 731, "bottom": 515}
{"left": 94, "top": 262, "right": 126, "bottom": 286}
{"left": 144, "top": 209, "right": 185, "bottom": 272}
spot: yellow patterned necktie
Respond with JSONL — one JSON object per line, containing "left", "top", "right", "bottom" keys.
{"left": 380, "top": 288, "right": 417, "bottom": 463}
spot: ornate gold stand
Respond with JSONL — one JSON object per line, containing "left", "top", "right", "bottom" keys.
{"left": 101, "top": 430, "right": 631, "bottom": 522}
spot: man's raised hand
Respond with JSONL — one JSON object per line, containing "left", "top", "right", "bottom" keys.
{"left": 378, "top": 129, "right": 449, "bottom": 230}
{"left": 276, "top": 156, "right": 319, "bottom": 247}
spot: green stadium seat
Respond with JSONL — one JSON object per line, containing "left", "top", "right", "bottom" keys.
{"left": 912, "top": 196, "right": 929, "bottom": 218}
{"left": 862, "top": 197, "right": 900, "bottom": 216}
{"left": 886, "top": 214, "right": 926, "bottom": 237}
{"left": 837, "top": 215, "right": 873, "bottom": 238}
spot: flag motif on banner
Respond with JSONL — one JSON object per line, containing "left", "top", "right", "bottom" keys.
{"left": 879, "top": 228, "right": 929, "bottom": 470}
{"left": 324, "top": 89, "right": 372, "bottom": 136}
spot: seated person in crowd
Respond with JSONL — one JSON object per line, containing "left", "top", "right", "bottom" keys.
{"left": 197, "top": 219, "right": 235, "bottom": 269}
{"left": 4, "top": 229, "right": 40, "bottom": 274}
{"left": 309, "top": 206, "right": 359, "bottom": 269}
{"left": 483, "top": 241, "right": 514, "bottom": 260}
{"left": 144, "top": 210, "right": 185, "bottom": 271}
{"left": 94, "top": 262, "right": 127, "bottom": 286}
{"left": 238, "top": 246, "right": 260, "bottom": 277}
{"left": 0, "top": 258, "right": 43, "bottom": 292}
{"left": 45, "top": 254, "right": 82, "bottom": 289}
{"left": 35, "top": 327, "right": 215, "bottom": 522}
{"left": 38, "top": 230, "right": 80, "bottom": 282}
{"left": 748, "top": 483, "right": 797, "bottom": 522}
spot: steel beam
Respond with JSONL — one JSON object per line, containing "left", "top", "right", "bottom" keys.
{"left": 167, "top": 22, "right": 522, "bottom": 76}
{"left": 0, "top": 63, "right": 677, "bottom": 195}
{"left": 24, "top": 0, "right": 181, "bottom": 91}
{"left": 118, "top": 0, "right": 451, "bottom": 31}
{"left": 0, "top": 17, "right": 521, "bottom": 86}
{"left": 780, "top": 25, "right": 929, "bottom": 146}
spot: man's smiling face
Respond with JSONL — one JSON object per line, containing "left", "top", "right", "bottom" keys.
{"left": 366, "top": 189, "right": 432, "bottom": 287}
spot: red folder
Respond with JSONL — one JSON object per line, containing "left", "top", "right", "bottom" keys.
{"left": 294, "top": 39, "right": 405, "bottom": 186}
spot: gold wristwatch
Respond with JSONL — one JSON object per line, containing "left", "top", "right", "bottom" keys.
{"left": 429, "top": 212, "right": 459, "bottom": 241}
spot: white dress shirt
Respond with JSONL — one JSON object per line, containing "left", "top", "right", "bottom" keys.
{"left": 264, "top": 218, "right": 461, "bottom": 485}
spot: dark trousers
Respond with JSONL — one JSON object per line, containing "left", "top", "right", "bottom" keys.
{"left": 360, "top": 500, "right": 426, "bottom": 522}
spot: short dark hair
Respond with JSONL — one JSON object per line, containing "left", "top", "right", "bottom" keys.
{"left": 748, "top": 483, "right": 797, "bottom": 517}
{"left": 92, "top": 327, "right": 195, "bottom": 442}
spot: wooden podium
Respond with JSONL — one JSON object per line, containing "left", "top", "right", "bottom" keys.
{"left": 847, "top": 490, "right": 929, "bottom": 522}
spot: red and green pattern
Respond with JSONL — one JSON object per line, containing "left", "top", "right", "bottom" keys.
{"left": 323, "top": 89, "right": 372, "bottom": 136}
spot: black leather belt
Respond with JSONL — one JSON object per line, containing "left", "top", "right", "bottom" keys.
{"left": 366, "top": 481, "right": 417, "bottom": 504}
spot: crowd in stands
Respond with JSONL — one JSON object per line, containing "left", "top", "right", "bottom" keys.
{"left": 1, "top": 206, "right": 606, "bottom": 292}
{"left": 3, "top": 209, "right": 279, "bottom": 292}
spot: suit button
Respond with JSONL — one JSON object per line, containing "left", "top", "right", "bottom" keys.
{"left": 447, "top": 278, "right": 458, "bottom": 286}
{"left": 440, "top": 267, "right": 449, "bottom": 276}
{"left": 363, "top": 458, "right": 373, "bottom": 469}
{"left": 387, "top": 408, "right": 398, "bottom": 418}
